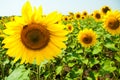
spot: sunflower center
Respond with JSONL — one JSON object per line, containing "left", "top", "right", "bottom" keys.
{"left": 65, "top": 17, "right": 68, "bottom": 21}
{"left": 83, "top": 12, "right": 87, "bottom": 16}
{"left": 21, "top": 23, "right": 50, "bottom": 50}
{"left": 83, "top": 35, "right": 92, "bottom": 44}
{"left": 107, "top": 17, "right": 119, "bottom": 30}
{"left": 68, "top": 26, "right": 72, "bottom": 30}
{"left": 95, "top": 13, "right": 101, "bottom": 19}
{"left": 76, "top": 14, "right": 80, "bottom": 18}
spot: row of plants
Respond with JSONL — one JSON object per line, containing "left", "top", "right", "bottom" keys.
{"left": 0, "top": 1, "right": 120, "bottom": 80}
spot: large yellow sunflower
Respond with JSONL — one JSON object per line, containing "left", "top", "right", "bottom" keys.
{"left": 78, "top": 29, "right": 97, "bottom": 48}
{"left": 3, "top": 1, "right": 68, "bottom": 65}
{"left": 103, "top": 10, "right": 120, "bottom": 35}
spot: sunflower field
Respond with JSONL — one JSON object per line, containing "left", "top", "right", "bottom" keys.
{"left": 0, "top": 1, "right": 120, "bottom": 80}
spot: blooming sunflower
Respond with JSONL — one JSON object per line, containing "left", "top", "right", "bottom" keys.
{"left": 3, "top": 1, "right": 68, "bottom": 65}
{"left": 62, "top": 15, "right": 69, "bottom": 22}
{"left": 103, "top": 10, "right": 120, "bottom": 35}
{"left": 10, "top": 16, "right": 15, "bottom": 21}
{"left": 66, "top": 23, "right": 74, "bottom": 33}
{"left": 74, "top": 12, "right": 81, "bottom": 20}
{"left": 78, "top": 29, "right": 97, "bottom": 48}
{"left": 92, "top": 10, "right": 102, "bottom": 21}
{"left": 101, "top": 6, "right": 111, "bottom": 15}
{"left": 82, "top": 11, "right": 88, "bottom": 18}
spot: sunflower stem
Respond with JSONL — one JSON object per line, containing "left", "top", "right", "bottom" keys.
{"left": 118, "top": 34, "right": 120, "bottom": 49}
{"left": 80, "top": 47, "right": 85, "bottom": 80}
{"left": 1, "top": 64, "right": 5, "bottom": 80}
{"left": 37, "top": 65, "right": 40, "bottom": 80}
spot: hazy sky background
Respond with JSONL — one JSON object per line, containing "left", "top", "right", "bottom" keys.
{"left": 0, "top": 0, "right": 120, "bottom": 16}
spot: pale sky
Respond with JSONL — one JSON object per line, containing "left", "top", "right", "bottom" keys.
{"left": 0, "top": 0, "right": 120, "bottom": 16}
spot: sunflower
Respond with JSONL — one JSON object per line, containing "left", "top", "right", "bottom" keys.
{"left": 74, "top": 12, "right": 81, "bottom": 20}
{"left": 103, "top": 10, "right": 120, "bottom": 35}
{"left": 10, "top": 16, "right": 15, "bottom": 21}
{"left": 68, "top": 12, "right": 74, "bottom": 16}
{"left": 78, "top": 29, "right": 97, "bottom": 48}
{"left": 82, "top": 11, "right": 88, "bottom": 18}
{"left": 81, "top": 16, "right": 85, "bottom": 20}
{"left": 62, "top": 15, "right": 69, "bottom": 22}
{"left": 3, "top": 1, "right": 68, "bottom": 65}
{"left": 66, "top": 23, "right": 74, "bottom": 33}
{"left": 101, "top": 6, "right": 111, "bottom": 15}
{"left": 92, "top": 10, "right": 102, "bottom": 21}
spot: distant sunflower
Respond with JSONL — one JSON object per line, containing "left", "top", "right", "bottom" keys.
{"left": 68, "top": 12, "right": 74, "bottom": 21}
{"left": 82, "top": 11, "right": 88, "bottom": 18}
{"left": 10, "top": 16, "right": 15, "bottom": 21}
{"left": 3, "top": 1, "right": 68, "bottom": 65}
{"left": 103, "top": 10, "right": 120, "bottom": 35}
{"left": 62, "top": 15, "right": 69, "bottom": 22}
{"left": 101, "top": 6, "right": 111, "bottom": 15}
{"left": 81, "top": 16, "right": 85, "bottom": 20}
{"left": 93, "top": 10, "right": 102, "bottom": 21}
{"left": 74, "top": 12, "right": 81, "bottom": 20}
{"left": 66, "top": 23, "right": 74, "bottom": 33}
{"left": 78, "top": 29, "right": 97, "bottom": 48}
{"left": 69, "top": 12, "right": 74, "bottom": 16}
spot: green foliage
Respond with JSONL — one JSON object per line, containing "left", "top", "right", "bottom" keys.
{"left": 0, "top": 16, "right": 120, "bottom": 80}
{"left": 5, "top": 65, "right": 30, "bottom": 80}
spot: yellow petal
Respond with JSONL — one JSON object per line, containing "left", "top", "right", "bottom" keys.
{"left": 50, "top": 35, "right": 67, "bottom": 41}
{"left": 13, "top": 43, "right": 24, "bottom": 62}
{"left": 50, "top": 38, "right": 66, "bottom": 49}
{"left": 50, "top": 30, "right": 68, "bottom": 37}
{"left": 47, "top": 24, "right": 65, "bottom": 31}
{"left": 45, "top": 11, "right": 62, "bottom": 24}
{"left": 48, "top": 42, "right": 61, "bottom": 55}
{"left": 36, "top": 55, "right": 44, "bottom": 65}
{"left": 39, "top": 46, "right": 55, "bottom": 60}
{"left": 21, "top": 1, "right": 32, "bottom": 23}
{"left": 34, "top": 6, "right": 43, "bottom": 22}
{"left": 20, "top": 50, "right": 27, "bottom": 64}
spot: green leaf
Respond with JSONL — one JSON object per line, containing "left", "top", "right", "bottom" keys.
{"left": 75, "top": 68, "right": 83, "bottom": 75}
{"left": 6, "top": 65, "right": 30, "bottom": 80}
{"left": 114, "top": 54, "right": 120, "bottom": 62}
{"left": 92, "top": 46, "right": 102, "bottom": 55}
{"left": 56, "top": 66, "right": 63, "bottom": 75}
{"left": 76, "top": 49, "right": 83, "bottom": 54}
{"left": 82, "top": 58, "right": 88, "bottom": 65}
{"left": 104, "top": 43, "right": 118, "bottom": 51}
{"left": 102, "top": 60, "right": 116, "bottom": 72}
{"left": 68, "top": 62, "right": 75, "bottom": 67}
{"left": 89, "top": 58, "right": 99, "bottom": 67}
{"left": 3, "top": 58, "right": 9, "bottom": 65}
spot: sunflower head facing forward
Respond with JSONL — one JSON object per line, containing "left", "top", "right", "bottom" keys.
{"left": 78, "top": 29, "right": 97, "bottom": 48}
{"left": 92, "top": 10, "right": 102, "bottom": 22}
{"left": 66, "top": 23, "right": 74, "bottom": 33}
{"left": 103, "top": 10, "right": 120, "bottom": 35}
{"left": 74, "top": 12, "right": 81, "bottom": 20}
{"left": 3, "top": 1, "right": 68, "bottom": 65}
{"left": 82, "top": 11, "right": 88, "bottom": 18}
